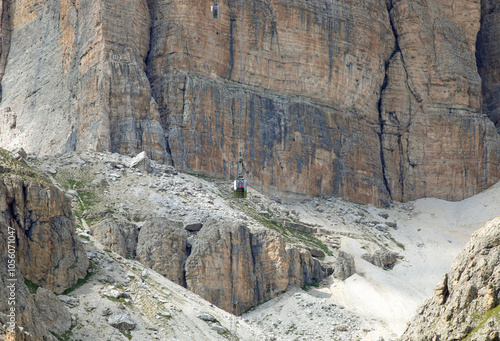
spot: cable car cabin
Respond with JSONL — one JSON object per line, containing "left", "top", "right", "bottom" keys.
{"left": 211, "top": 5, "right": 219, "bottom": 19}
{"left": 234, "top": 179, "right": 247, "bottom": 198}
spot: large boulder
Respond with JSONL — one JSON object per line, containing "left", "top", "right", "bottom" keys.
{"left": 34, "top": 288, "right": 72, "bottom": 335}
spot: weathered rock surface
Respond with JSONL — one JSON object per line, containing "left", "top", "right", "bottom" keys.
{"left": 477, "top": 0, "right": 500, "bottom": 132}
{"left": 1, "top": 0, "right": 499, "bottom": 205}
{"left": 362, "top": 249, "right": 399, "bottom": 269}
{"left": 108, "top": 313, "right": 136, "bottom": 331}
{"left": 136, "top": 218, "right": 188, "bottom": 286}
{"left": 400, "top": 217, "right": 500, "bottom": 340}
{"left": 34, "top": 288, "right": 72, "bottom": 335}
{"left": 185, "top": 220, "right": 331, "bottom": 315}
{"left": 331, "top": 251, "right": 356, "bottom": 280}
{"left": 0, "top": 150, "right": 87, "bottom": 340}
{"left": 380, "top": 0, "right": 500, "bottom": 202}
{"left": 0, "top": 150, "right": 88, "bottom": 293}
{"left": 90, "top": 218, "right": 139, "bottom": 258}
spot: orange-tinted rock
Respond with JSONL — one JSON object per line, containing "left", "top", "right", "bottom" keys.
{"left": 380, "top": 0, "right": 500, "bottom": 202}
{"left": 0, "top": 0, "right": 499, "bottom": 205}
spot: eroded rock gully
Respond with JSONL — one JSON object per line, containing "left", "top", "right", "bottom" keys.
{"left": 0, "top": 0, "right": 499, "bottom": 206}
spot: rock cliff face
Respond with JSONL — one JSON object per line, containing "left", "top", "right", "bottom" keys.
{"left": 0, "top": 151, "right": 88, "bottom": 293}
{"left": 185, "top": 220, "right": 329, "bottom": 315}
{"left": 0, "top": 150, "right": 87, "bottom": 340}
{"left": 0, "top": 0, "right": 499, "bottom": 205}
{"left": 380, "top": 0, "right": 500, "bottom": 202}
{"left": 96, "top": 217, "right": 331, "bottom": 315}
{"left": 477, "top": 0, "right": 500, "bottom": 132}
{"left": 400, "top": 217, "right": 500, "bottom": 341}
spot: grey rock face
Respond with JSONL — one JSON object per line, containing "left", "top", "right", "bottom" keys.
{"left": 477, "top": 0, "right": 500, "bottom": 132}
{"left": 108, "top": 313, "right": 136, "bottom": 331}
{"left": 34, "top": 288, "right": 72, "bottom": 335}
{"left": 362, "top": 249, "right": 400, "bottom": 269}
{"left": 401, "top": 217, "right": 500, "bottom": 340}
{"left": 90, "top": 218, "right": 139, "bottom": 258}
{"left": 331, "top": 251, "right": 356, "bottom": 280}
{"left": 0, "top": 151, "right": 89, "bottom": 293}
{"left": 136, "top": 218, "right": 188, "bottom": 285}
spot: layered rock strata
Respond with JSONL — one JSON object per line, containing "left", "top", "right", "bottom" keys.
{"left": 0, "top": 0, "right": 499, "bottom": 205}
{"left": 379, "top": 0, "right": 500, "bottom": 202}
{"left": 400, "top": 217, "right": 500, "bottom": 340}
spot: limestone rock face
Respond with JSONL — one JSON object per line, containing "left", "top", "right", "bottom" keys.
{"left": 90, "top": 218, "right": 139, "bottom": 258}
{"left": 136, "top": 218, "right": 188, "bottom": 285}
{"left": 92, "top": 215, "right": 330, "bottom": 315}
{"left": 0, "top": 0, "right": 499, "bottom": 205}
{"left": 0, "top": 0, "right": 168, "bottom": 161}
{"left": 0, "top": 154, "right": 88, "bottom": 293}
{"left": 147, "top": 0, "right": 394, "bottom": 205}
{"left": 185, "top": 220, "right": 331, "bottom": 315}
{"left": 0, "top": 150, "right": 86, "bottom": 340}
{"left": 0, "top": 258, "right": 57, "bottom": 341}
{"left": 400, "top": 217, "right": 500, "bottom": 341}
{"left": 34, "top": 288, "right": 72, "bottom": 335}
{"left": 380, "top": 0, "right": 500, "bottom": 202}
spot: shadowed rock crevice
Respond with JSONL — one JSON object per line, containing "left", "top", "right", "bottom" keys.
{"left": 476, "top": 0, "right": 500, "bottom": 133}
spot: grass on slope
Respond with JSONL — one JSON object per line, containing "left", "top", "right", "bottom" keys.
{"left": 462, "top": 304, "right": 500, "bottom": 341}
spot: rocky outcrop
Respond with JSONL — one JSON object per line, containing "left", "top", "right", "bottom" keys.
{"left": 0, "top": 150, "right": 88, "bottom": 293}
{"left": 0, "top": 149, "right": 86, "bottom": 340}
{"left": 34, "top": 288, "right": 72, "bottom": 335}
{"left": 136, "top": 218, "right": 188, "bottom": 285}
{"left": 185, "top": 220, "right": 331, "bottom": 315}
{"left": 362, "top": 249, "right": 399, "bottom": 269}
{"left": 0, "top": 0, "right": 499, "bottom": 205}
{"left": 102, "top": 216, "right": 332, "bottom": 315}
{"left": 400, "top": 217, "right": 500, "bottom": 341}
{"left": 0, "top": 256, "right": 57, "bottom": 341}
{"left": 90, "top": 218, "right": 139, "bottom": 258}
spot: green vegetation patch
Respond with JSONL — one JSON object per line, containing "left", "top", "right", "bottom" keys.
{"left": 120, "top": 329, "right": 133, "bottom": 340}
{"left": 462, "top": 304, "right": 500, "bottom": 341}
{"left": 301, "top": 282, "right": 320, "bottom": 291}
{"left": 50, "top": 329, "right": 73, "bottom": 341}
{"left": 0, "top": 148, "right": 50, "bottom": 183}
{"left": 60, "top": 262, "right": 94, "bottom": 295}
{"left": 24, "top": 278, "right": 39, "bottom": 295}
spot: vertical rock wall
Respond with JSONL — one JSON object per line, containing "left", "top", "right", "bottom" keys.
{"left": 477, "top": 0, "right": 500, "bottom": 132}
{"left": 380, "top": 0, "right": 500, "bottom": 202}
{"left": 0, "top": 0, "right": 499, "bottom": 205}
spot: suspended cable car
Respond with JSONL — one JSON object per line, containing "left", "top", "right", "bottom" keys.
{"left": 233, "top": 154, "right": 247, "bottom": 198}
{"left": 211, "top": 0, "right": 219, "bottom": 19}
